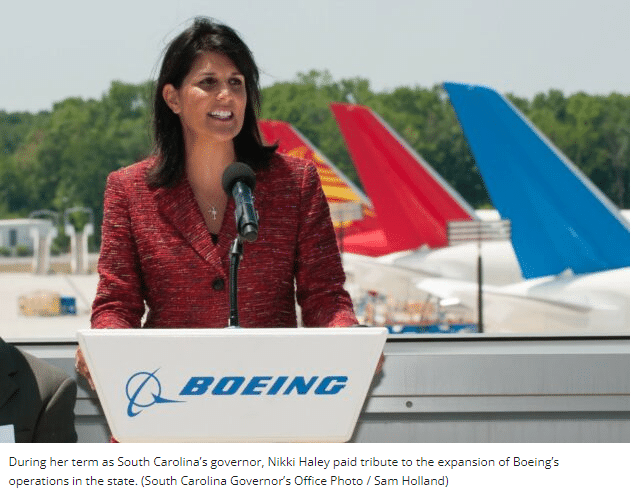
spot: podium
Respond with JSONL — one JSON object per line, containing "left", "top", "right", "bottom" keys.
{"left": 77, "top": 327, "right": 386, "bottom": 442}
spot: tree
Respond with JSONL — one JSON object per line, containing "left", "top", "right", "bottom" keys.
{"left": 0, "top": 73, "right": 629, "bottom": 232}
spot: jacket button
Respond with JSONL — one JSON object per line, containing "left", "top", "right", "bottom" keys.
{"left": 212, "top": 278, "right": 225, "bottom": 291}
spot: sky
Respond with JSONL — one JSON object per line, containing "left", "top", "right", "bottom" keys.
{"left": 0, "top": 0, "right": 631, "bottom": 113}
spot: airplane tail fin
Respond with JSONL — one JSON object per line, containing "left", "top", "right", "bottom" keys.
{"left": 330, "top": 103, "right": 475, "bottom": 250}
{"left": 443, "top": 82, "right": 630, "bottom": 278}
{"left": 259, "top": 119, "right": 410, "bottom": 256}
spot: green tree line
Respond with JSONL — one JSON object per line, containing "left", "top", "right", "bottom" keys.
{"left": 0, "top": 71, "right": 630, "bottom": 244}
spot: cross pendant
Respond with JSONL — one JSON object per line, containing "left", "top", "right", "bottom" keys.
{"left": 209, "top": 206, "right": 217, "bottom": 220}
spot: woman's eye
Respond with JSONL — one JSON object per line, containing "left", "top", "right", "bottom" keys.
{"left": 200, "top": 77, "right": 216, "bottom": 87}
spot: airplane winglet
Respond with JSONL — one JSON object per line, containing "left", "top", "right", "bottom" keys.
{"left": 259, "top": 119, "right": 413, "bottom": 256}
{"left": 444, "top": 82, "right": 630, "bottom": 279}
{"left": 330, "top": 103, "right": 475, "bottom": 250}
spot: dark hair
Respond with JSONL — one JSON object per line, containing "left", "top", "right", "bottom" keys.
{"left": 148, "top": 17, "right": 276, "bottom": 187}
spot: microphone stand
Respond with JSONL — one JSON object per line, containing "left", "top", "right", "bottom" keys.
{"left": 223, "top": 162, "right": 258, "bottom": 328}
{"left": 228, "top": 237, "right": 244, "bottom": 327}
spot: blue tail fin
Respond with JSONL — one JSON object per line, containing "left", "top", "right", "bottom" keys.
{"left": 444, "top": 82, "right": 629, "bottom": 279}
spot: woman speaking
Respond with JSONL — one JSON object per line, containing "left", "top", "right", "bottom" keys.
{"left": 76, "top": 17, "right": 359, "bottom": 388}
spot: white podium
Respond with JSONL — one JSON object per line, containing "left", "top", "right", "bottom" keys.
{"left": 77, "top": 327, "right": 386, "bottom": 442}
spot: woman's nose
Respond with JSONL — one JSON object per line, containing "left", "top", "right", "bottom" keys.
{"left": 216, "top": 84, "right": 231, "bottom": 100}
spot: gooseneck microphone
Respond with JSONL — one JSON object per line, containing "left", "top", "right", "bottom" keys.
{"left": 222, "top": 162, "right": 258, "bottom": 243}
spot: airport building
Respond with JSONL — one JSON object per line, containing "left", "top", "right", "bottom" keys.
{"left": 0, "top": 219, "right": 53, "bottom": 254}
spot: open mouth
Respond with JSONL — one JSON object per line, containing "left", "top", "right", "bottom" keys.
{"left": 208, "top": 110, "right": 233, "bottom": 120}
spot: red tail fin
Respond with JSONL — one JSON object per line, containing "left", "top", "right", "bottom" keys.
{"left": 259, "top": 119, "right": 411, "bottom": 256}
{"left": 330, "top": 103, "right": 475, "bottom": 249}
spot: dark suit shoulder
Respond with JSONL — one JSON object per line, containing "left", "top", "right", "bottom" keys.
{"left": 1, "top": 347, "right": 77, "bottom": 442}
{"left": 22, "top": 350, "right": 77, "bottom": 443}
{"left": 20, "top": 351, "right": 71, "bottom": 399}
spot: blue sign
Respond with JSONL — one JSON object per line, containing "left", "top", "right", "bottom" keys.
{"left": 125, "top": 371, "right": 349, "bottom": 417}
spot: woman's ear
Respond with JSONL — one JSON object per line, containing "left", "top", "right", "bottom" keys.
{"left": 162, "top": 84, "right": 181, "bottom": 114}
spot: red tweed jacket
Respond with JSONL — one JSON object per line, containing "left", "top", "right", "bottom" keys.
{"left": 91, "top": 154, "right": 357, "bottom": 329}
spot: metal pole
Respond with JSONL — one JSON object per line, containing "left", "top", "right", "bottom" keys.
{"left": 477, "top": 250, "right": 484, "bottom": 333}
{"left": 228, "top": 237, "right": 244, "bottom": 327}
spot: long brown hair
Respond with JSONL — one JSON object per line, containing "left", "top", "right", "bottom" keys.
{"left": 147, "top": 17, "right": 276, "bottom": 187}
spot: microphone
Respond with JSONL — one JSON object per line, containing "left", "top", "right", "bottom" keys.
{"left": 222, "top": 162, "right": 258, "bottom": 242}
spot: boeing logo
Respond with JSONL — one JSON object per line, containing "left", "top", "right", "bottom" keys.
{"left": 125, "top": 372, "right": 348, "bottom": 417}
{"left": 179, "top": 375, "right": 348, "bottom": 396}
{"left": 125, "top": 369, "right": 183, "bottom": 417}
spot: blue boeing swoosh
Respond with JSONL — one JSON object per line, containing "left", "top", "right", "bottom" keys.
{"left": 126, "top": 369, "right": 183, "bottom": 417}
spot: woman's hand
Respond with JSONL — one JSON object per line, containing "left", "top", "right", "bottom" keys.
{"left": 75, "top": 347, "right": 96, "bottom": 390}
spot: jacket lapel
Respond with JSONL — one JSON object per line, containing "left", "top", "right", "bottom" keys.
{"left": 0, "top": 343, "right": 18, "bottom": 412}
{"left": 0, "top": 375, "right": 17, "bottom": 412}
{"left": 154, "top": 176, "right": 222, "bottom": 268}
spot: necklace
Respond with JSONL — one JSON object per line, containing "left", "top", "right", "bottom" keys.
{"left": 207, "top": 204, "right": 218, "bottom": 220}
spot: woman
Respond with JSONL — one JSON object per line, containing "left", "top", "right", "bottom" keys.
{"left": 76, "top": 18, "right": 359, "bottom": 388}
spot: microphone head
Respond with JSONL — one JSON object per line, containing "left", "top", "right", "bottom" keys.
{"left": 222, "top": 162, "right": 256, "bottom": 195}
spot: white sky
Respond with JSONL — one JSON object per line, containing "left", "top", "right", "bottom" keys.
{"left": 0, "top": 0, "right": 631, "bottom": 113}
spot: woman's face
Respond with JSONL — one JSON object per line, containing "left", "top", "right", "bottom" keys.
{"left": 163, "top": 51, "right": 247, "bottom": 147}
